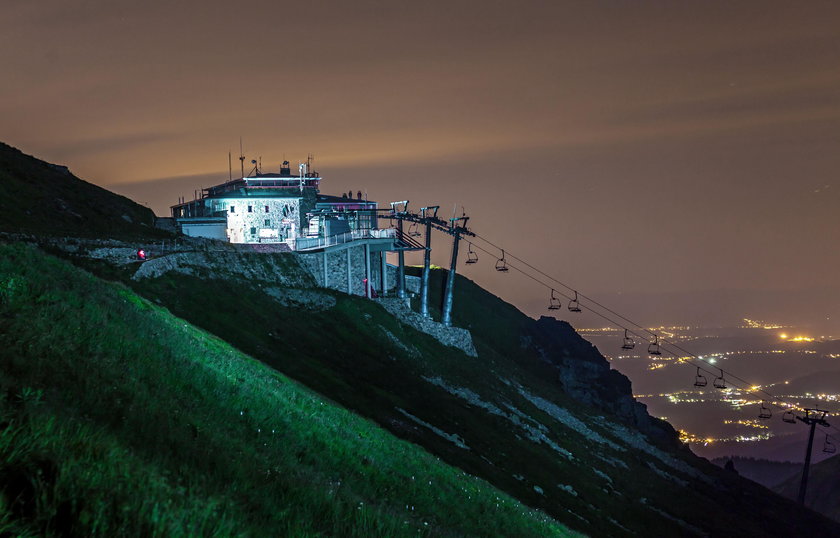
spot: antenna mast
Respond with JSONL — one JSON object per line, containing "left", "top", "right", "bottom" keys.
{"left": 239, "top": 138, "right": 245, "bottom": 179}
{"left": 228, "top": 151, "right": 232, "bottom": 181}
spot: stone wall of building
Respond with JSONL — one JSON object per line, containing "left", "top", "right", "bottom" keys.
{"left": 386, "top": 264, "right": 420, "bottom": 294}
{"left": 223, "top": 197, "right": 302, "bottom": 244}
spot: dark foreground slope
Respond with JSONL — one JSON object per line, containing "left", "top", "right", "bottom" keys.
{"left": 0, "top": 142, "right": 160, "bottom": 237}
{"left": 0, "top": 244, "right": 574, "bottom": 537}
{"left": 77, "top": 249, "right": 839, "bottom": 537}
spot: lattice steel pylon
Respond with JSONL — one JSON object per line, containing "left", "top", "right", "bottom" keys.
{"left": 796, "top": 408, "right": 831, "bottom": 505}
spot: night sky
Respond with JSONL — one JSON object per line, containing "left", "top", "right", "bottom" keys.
{"left": 4, "top": 1, "right": 840, "bottom": 326}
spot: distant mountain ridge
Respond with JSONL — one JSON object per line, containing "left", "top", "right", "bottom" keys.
{"left": 776, "top": 454, "right": 840, "bottom": 522}
{"left": 711, "top": 456, "right": 801, "bottom": 489}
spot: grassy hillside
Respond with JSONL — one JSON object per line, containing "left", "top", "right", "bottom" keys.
{"left": 0, "top": 143, "right": 163, "bottom": 238}
{"left": 0, "top": 243, "right": 575, "bottom": 537}
{"left": 67, "top": 247, "right": 838, "bottom": 537}
{"left": 408, "top": 265, "right": 676, "bottom": 442}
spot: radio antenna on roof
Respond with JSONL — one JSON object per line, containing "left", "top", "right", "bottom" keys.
{"left": 228, "top": 150, "right": 232, "bottom": 181}
{"left": 239, "top": 137, "right": 245, "bottom": 179}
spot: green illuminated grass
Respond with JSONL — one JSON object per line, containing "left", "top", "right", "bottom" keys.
{"left": 0, "top": 243, "right": 577, "bottom": 537}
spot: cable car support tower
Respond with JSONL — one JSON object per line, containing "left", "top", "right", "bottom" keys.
{"left": 384, "top": 203, "right": 474, "bottom": 327}
{"left": 796, "top": 408, "right": 830, "bottom": 505}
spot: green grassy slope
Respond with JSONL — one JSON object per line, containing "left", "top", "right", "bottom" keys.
{"left": 104, "top": 252, "right": 840, "bottom": 537}
{"left": 0, "top": 143, "right": 162, "bottom": 238}
{"left": 0, "top": 243, "right": 576, "bottom": 537}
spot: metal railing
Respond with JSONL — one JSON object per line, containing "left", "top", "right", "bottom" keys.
{"left": 292, "top": 228, "right": 395, "bottom": 251}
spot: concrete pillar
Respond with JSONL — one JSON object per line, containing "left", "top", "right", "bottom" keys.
{"left": 380, "top": 252, "right": 387, "bottom": 296}
{"left": 397, "top": 219, "right": 406, "bottom": 299}
{"left": 346, "top": 248, "right": 352, "bottom": 294}
{"left": 364, "top": 243, "right": 371, "bottom": 299}
{"left": 323, "top": 250, "right": 328, "bottom": 288}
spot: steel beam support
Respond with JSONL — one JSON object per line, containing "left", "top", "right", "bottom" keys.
{"left": 420, "top": 221, "right": 432, "bottom": 317}
{"left": 441, "top": 232, "right": 460, "bottom": 327}
{"left": 798, "top": 420, "right": 818, "bottom": 504}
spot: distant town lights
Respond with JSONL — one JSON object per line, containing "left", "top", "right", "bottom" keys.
{"left": 787, "top": 336, "right": 815, "bottom": 342}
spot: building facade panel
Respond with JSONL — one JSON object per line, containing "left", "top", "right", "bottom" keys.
{"left": 222, "top": 197, "right": 302, "bottom": 243}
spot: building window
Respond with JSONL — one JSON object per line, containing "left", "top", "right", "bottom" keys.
{"left": 248, "top": 205, "right": 253, "bottom": 213}
{"left": 250, "top": 227, "right": 256, "bottom": 235}
{"left": 264, "top": 205, "right": 269, "bottom": 213}
{"left": 264, "top": 219, "right": 271, "bottom": 227}
{"left": 229, "top": 205, "right": 235, "bottom": 213}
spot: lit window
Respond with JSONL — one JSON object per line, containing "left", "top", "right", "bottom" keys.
{"left": 248, "top": 205, "right": 253, "bottom": 213}
{"left": 229, "top": 206, "right": 235, "bottom": 213}
{"left": 264, "top": 219, "right": 271, "bottom": 227}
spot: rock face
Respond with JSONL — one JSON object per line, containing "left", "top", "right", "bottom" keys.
{"left": 522, "top": 316, "right": 679, "bottom": 446}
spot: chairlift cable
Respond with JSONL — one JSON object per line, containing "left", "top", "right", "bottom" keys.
{"left": 468, "top": 234, "right": 840, "bottom": 435}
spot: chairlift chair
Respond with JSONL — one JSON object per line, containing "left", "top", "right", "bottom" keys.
{"left": 758, "top": 401, "right": 772, "bottom": 419}
{"left": 408, "top": 222, "right": 421, "bottom": 237}
{"left": 495, "top": 250, "right": 509, "bottom": 272}
{"left": 782, "top": 410, "right": 797, "bottom": 424}
{"left": 465, "top": 244, "right": 478, "bottom": 264}
{"left": 648, "top": 335, "right": 661, "bottom": 356}
{"left": 693, "top": 367, "right": 707, "bottom": 387}
{"left": 568, "top": 291, "right": 582, "bottom": 313}
{"left": 621, "top": 329, "right": 635, "bottom": 350}
{"left": 824, "top": 434, "right": 836, "bottom": 454}
{"left": 548, "top": 289, "right": 562, "bottom": 310}
{"left": 713, "top": 369, "right": 726, "bottom": 389}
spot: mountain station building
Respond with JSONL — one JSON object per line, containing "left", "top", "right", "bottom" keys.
{"left": 170, "top": 161, "right": 388, "bottom": 250}
{"left": 169, "top": 159, "right": 424, "bottom": 298}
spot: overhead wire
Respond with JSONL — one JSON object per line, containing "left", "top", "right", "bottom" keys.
{"left": 389, "top": 214, "right": 839, "bottom": 440}
{"left": 462, "top": 236, "right": 840, "bottom": 439}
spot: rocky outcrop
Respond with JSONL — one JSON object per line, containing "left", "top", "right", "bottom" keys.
{"left": 131, "top": 251, "right": 313, "bottom": 287}
{"left": 522, "top": 316, "right": 679, "bottom": 447}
